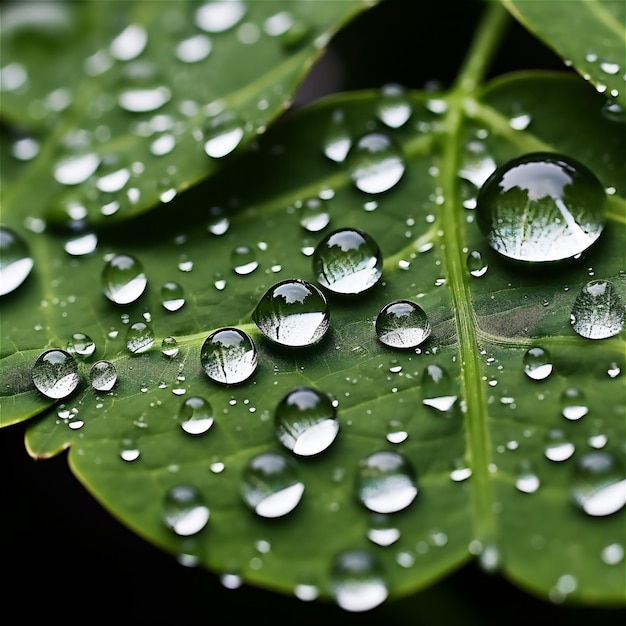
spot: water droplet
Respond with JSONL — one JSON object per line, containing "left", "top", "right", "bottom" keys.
{"left": 89, "top": 360, "right": 117, "bottom": 391}
{"left": 299, "top": 197, "right": 330, "bottom": 232}
{"left": 508, "top": 112, "right": 531, "bottom": 130}
{"left": 231, "top": 244, "right": 258, "bottom": 275}
{"left": 375, "top": 300, "right": 431, "bottom": 349}
{"left": 329, "top": 550, "right": 388, "bottom": 612}
{"left": 252, "top": 279, "right": 330, "bottom": 347}
{"left": 560, "top": 387, "right": 589, "bottom": 420}
{"left": 476, "top": 152, "right": 606, "bottom": 262}
{"left": 120, "top": 438, "right": 140, "bottom": 462}
{"left": 240, "top": 451, "right": 304, "bottom": 518}
{"left": 466, "top": 250, "right": 488, "bottom": 277}
{"left": 32, "top": 348, "right": 79, "bottom": 399}
{"left": 515, "top": 462, "right": 540, "bottom": 493}
{"left": 64, "top": 231, "right": 98, "bottom": 256}
{"left": 101, "top": 253, "right": 147, "bottom": 305}
{"left": 118, "top": 85, "right": 171, "bottom": 113}
{"left": 66, "top": 332, "right": 96, "bottom": 359}
{"left": 200, "top": 327, "right": 257, "bottom": 385}
{"left": 207, "top": 215, "right": 230, "bottom": 236}
{"left": 179, "top": 396, "right": 214, "bottom": 435}
{"left": 125, "top": 321, "right": 155, "bottom": 354}
{"left": 53, "top": 152, "right": 100, "bottom": 185}
{"left": 274, "top": 387, "right": 338, "bottom": 456}
{"left": 523, "top": 346, "right": 553, "bottom": 381}
{"left": 570, "top": 280, "right": 625, "bottom": 340}
{"left": 601, "top": 543, "right": 624, "bottom": 565}
{"left": 312, "top": 228, "right": 383, "bottom": 295}
{"left": 347, "top": 132, "right": 405, "bottom": 194}
{"left": 0, "top": 226, "right": 34, "bottom": 296}
{"left": 161, "top": 336, "right": 179, "bottom": 358}
{"left": 323, "top": 109, "right": 351, "bottom": 163}
{"left": 376, "top": 83, "right": 412, "bottom": 128}
{"left": 160, "top": 281, "right": 185, "bottom": 312}
{"left": 571, "top": 451, "right": 626, "bottom": 516}
{"left": 601, "top": 101, "right": 625, "bottom": 123}
{"left": 356, "top": 451, "right": 418, "bottom": 514}
{"left": 367, "top": 514, "right": 401, "bottom": 546}
{"left": 195, "top": 0, "right": 246, "bottom": 33}
{"left": 422, "top": 364, "right": 458, "bottom": 412}
{"left": 204, "top": 112, "right": 244, "bottom": 158}
{"left": 544, "top": 429, "right": 575, "bottom": 462}
{"left": 110, "top": 24, "right": 147, "bottom": 61}
{"left": 162, "top": 485, "right": 210, "bottom": 536}
{"left": 176, "top": 34, "right": 212, "bottom": 63}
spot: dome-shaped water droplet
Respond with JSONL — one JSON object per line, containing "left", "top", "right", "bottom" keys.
{"left": 376, "top": 83, "right": 412, "bottom": 128}
{"left": 347, "top": 132, "right": 405, "bottom": 194}
{"left": 160, "top": 280, "right": 185, "bottom": 312}
{"left": 544, "top": 429, "right": 575, "bottom": 462}
{"left": 231, "top": 244, "right": 258, "bottom": 275}
{"left": 466, "top": 250, "right": 488, "bottom": 277}
{"left": 175, "top": 33, "right": 212, "bottom": 63}
{"left": 252, "top": 278, "right": 330, "bottom": 347}
{"left": 375, "top": 300, "right": 431, "bottom": 349}
{"left": 0, "top": 226, "right": 34, "bottom": 296}
{"left": 65, "top": 231, "right": 98, "bottom": 256}
{"left": 53, "top": 152, "right": 100, "bottom": 185}
{"left": 299, "top": 197, "right": 330, "bottom": 232}
{"left": 329, "top": 550, "right": 388, "bottom": 612}
{"left": 355, "top": 450, "right": 418, "bottom": 514}
{"left": 274, "top": 387, "right": 338, "bottom": 456}
{"left": 367, "top": 513, "right": 401, "bottom": 546}
{"left": 200, "top": 327, "right": 257, "bottom": 385}
{"left": 515, "top": 461, "right": 541, "bottom": 493}
{"left": 476, "top": 152, "right": 606, "bottom": 262}
{"left": 32, "top": 348, "right": 79, "bottom": 399}
{"left": 422, "top": 364, "right": 458, "bottom": 412}
{"left": 570, "top": 280, "right": 625, "bottom": 340}
{"left": 89, "top": 360, "right": 117, "bottom": 391}
{"left": 601, "top": 101, "right": 625, "bottom": 123}
{"left": 101, "top": 253, "right": 147, "bottom": 305}
{"left": 323, "top": 109, "right": 351, "bottom": 163}
{"left": 240, "top": 451, "right": 304, "bottom": 518}
{"left": 523, "top": 346, "right": 553, "bottom": 381}
{"left": 312, "top": 228, "right": 383, "bottom": 295}
{"left": 125, "top": 321, "right": 154, "bottom": 354}
{"left": 178, "top": 396, "right": 214, "bottom": 435}
{"left": 119, "top": 437, "right": 140, "bottom": 462}
{"left": 66, "top": 332, "right": 96, "bottom": 359}
{"left": 571, "top": 451, "right": 626, "bottom": 516}
{"left": 110, "top": 24, "right": 147, "bottom": 61}
{"left": 118, "top": 85, "right": 171, "bottom": 113}
{"left": 204, "top": 112, "right": 244, "bottom": 159}
{"left": 162, "top": 485, "right": 210, "bottom": 536}
{"left": 560, "top": 387, "right": 589, "bottom": 420}
{"left": 161, "top": 336, "right": 179, "bottom": 358}
{"left": 195, "top": 0, "right": 246, "bottom": 33}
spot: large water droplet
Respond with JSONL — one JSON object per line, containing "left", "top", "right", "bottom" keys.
{"left": 375, "top": 300, "right": 431, "bottom": 349}
{"left": 312, "top": 228, "right": 383, "bottom": 295}
{"left": 274, "top": 387, "right": 338, "bottom": 456}
{"left": 356, "top": 450, "right": 418, "bottom": 514}
{"left": 89, "top": 360, "right": 117, "bottom": 391}
{"left": 329, "top": 550, "right": 388, "bottom": 612}
{"left": 376, "top": 83, "right": 412, "bottom": 128}
{"left": 323, "top": 109, "right": 351, "bottom": 163}
{"left": 195, "top": 0, "right": 246, "bottom": 33}
{"left": 570, "top": 280, "right": 625, "bottom": 339}
{"left": 179, "top": 396, "right": 214, "bottom": 435}
{"left": 466, "top": 250, "right": 488, "bottom": 277}
{"left": 240, "top": 451, "right": 304, "bottom": 518}
{"left": 347, "top": 133, "right": 405, "bottom": 194}
{"left": 204, "top": 112, "right": 244, "bottom": 158}
{"left": 252, "top": 278, "right": 330, "bottom": 347}
{"left": 200, "top": 327, "right": 257, "bottom": 385}
{"left": 125, "top": 321, "right": 155, "bottom": 354}
{"left": 560, "top": 387, "right": 589, "bottom": 421}
{"left": 32, "top": 348, "right": 79, "bottom": 399}
{"left": 101, "top": 253, "right": 147, "bottom": 305}
{"left": 0, "top": 226, "right": 34, "bottom": 296}
{"left": 571, "top": 451, "right": 626, "bottom": 516}
{"left": 523, "top": 346, "right": 553, "bottom": 381}
{"left": 422, "top": 364, "right": 457, "bottom": 412}
{"left": 66, "top": 332, "right": 96, "bottom": 359}
{"left": 53, "top": 152, "right": 100, "bottom": 185}
{"left": 160, "top": 280, "right": 185, "bottom": 312}
{"left": 162, "top": 485, "right": 210, "bottom": 536}
{"left": 231, "top": 244, "right": 258, "bottom": 275}
{"left": 476, "top": 152, "right": 606, "bottom": 262}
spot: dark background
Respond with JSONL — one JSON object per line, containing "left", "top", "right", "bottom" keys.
{"left": 2, "top": 1, "right": 624, "bottom": 623}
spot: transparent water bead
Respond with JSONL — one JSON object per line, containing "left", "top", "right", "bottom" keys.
{"left": 162, "top": 485, "right": 210, "bottom": 536}
{"left": 376, "top": 83, "right": 412, "bottom": 128}
{"left": 0, "top": 226, "right": 34, "bottom": 296}
{"left": 466, "top": 250, "right": 488, "bottom": 277}
{"left": 515, "top": 462, "right": 540, "bottom": 493}
{"left": 53, "top": 152, "right": 100, "bottom": 186}
{"left": 102, "top": 253, "right": 147, "bottom": 305}
{"left": 323, "top": 109, "right": 351, "bottom": 163}
{"left": 32, "top": 349, "right": 79, "bottom": 399}
{"left": 161, "top": 336, "right": 179, "bottom": 358}
{"left": 570, "top": 280, "right": 625, "bottom": 340}
{"left": 571, "top": 451, "right": 626, "bottom": 517}
{"left": 274, "top": 387, "right": 338, "bottom": 456}
{"left": 200, "top": 327, "right": 257, "bottom": 385}
{"left": 312, "top": 228, "right": 383, "bottom": 295}
{"left": 66, "top": 332, "right": 96, "bottom": 359}
{"left": 560, "top": 387, "right": 589, "bottom": 421}
{"left": 544, "top": 429, "right": 575, "bottom": 462}
{"left": 523, "top": 346, "right": 553, "bottom": 381}
{"left": 367, "top": 514, "right": 401, "bottom": 546}
{"left": 110, "top": 24, "right": 148, "bottom": 61}
{"left": 89, "top": 360, "right": 117, "bottom": 391}
{"left": 240, "top": 451, "right": 304, "bottom": 518}
{"left": 195, "top": 0, "right": 246, "bottom": 33}
{"left": 375, "top": 300, "right": 431, "bottom": 349}
{"left": 175, "top": 34, "right": 212, "bottom": 63}
{"left": 422, "top": 364, "right": 457, "bottom": 412}
{"left": 125, "top": 321, "right": 155, "bottom": 354}
{"left": 475, "top": 152, "right": 606, "bottom": 262}
{"left": 178, "top": 396, "right": 214, "bottom": 435}
{"left": 118, "top": 85, "right": 171, "bottom": 113}
{"left": 231, "top": 244, "right": 258, "bottom": 275}
{"left": 356, "top": 451, "right": 418, "bottom": 514}
{"left": 252, "top": 278, "right": 330, "bottom": 347}
{"left": 204, "top": 112, "right": 244, "bottom": 159}
{"left": 347, "top": 132, "right": 405, "bottom": 194}
{"left": 160, "top": 281, "right": 185, "bottom": 312}
{"left": 299, "top": 197, "right": 330, "bottom": 233}
{"left": 329, "top": 550, "right": 388, "bottom": 612}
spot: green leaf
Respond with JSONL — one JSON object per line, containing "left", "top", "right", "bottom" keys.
{"left": 0, "top": 0, "right": 371, "bottom": 224}
{"left": 502, "top": 0, "right": 626, "bottom": 109}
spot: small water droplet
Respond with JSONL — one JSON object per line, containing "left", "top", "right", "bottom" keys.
{"left": 89, "top": 360, "right": 117, "bottom": 391}
{"left": 207, "top": 215, "right": 230, "bottom": 236}
{"left": 294, "top": 583, "right": 319, "bottom": 602}
{"left": 53, "top": 152, "right": 100, "bottom": 185}
{"left": 179, "top": 396, "right": 214, "bottom": 435}
{"left": 125, "top": 321, "right": 155, "bottom": 354}
{"left": 570, "top": 280, "right": 625, "bottom": 339}
{"left": 466, "top": 250, "right": 488, "bottom": 277}
{"left": 110, "top": 24, "right": 147, "bottom": 61}
{"left": 299, "top": 197, "right": 330, "bottom": 232}
{"left": 32, "top": 348, "right": 79, "bottom": 399}
{"left": 571, "top": 451, "right": 626, "bottom": 516}
{"left": 322, "top": 109, "right": 351, "bottom": 163}
{"left": 161, "top": 336, "right": 179, "bottom": 358}
{"left": 231, "top": 244, "right": 258, "bottom": 275}
{"left": 544, "top": 429, "right": 575, "bottom": 462}
{"left": 195, "top": 0, "right": 246, "bottom": 33}
{"left": 476, "top": 152, "right": 606, "bottom": 263}
{"left": 375, "top": 300, "right": 431, "bottom": 349}
{"left": 515, "top": 462, "right": 540, "bottom": 493}
{"left": 508, "top": 112, "right": 531, "bottom": 130}
{"left": 347, "top": 132, "right": 405, "bottom": 194}
{"left": 176, "top": 33, "right": 212, "bottom": 63}
{"left": 523, "top": 346, "right": 553, "bottom": 381}
{"left": 367, "top": 514, "right": 401, "bottom": 546}
{"left": 0, "top": 226, "right": 34, "bottom": 296}
{"left": 356, "top": 450, "right": 418, "bottom": 514}
{"left": 312, "top": 227, "right": 383, "bottom": 295}
{"left": 274, "top": 387, "right": 338, "bottom": 456}
{"left": 96, "top": 167, "right": 131, "bottom": 193}
{"left": 560, "top": 387, "right": 589, "bottom": 420}
{"left": 240, "top": 451, "right": 304, "bottom": 518}
{"left": 601, "top": 101, "right": 625, "bottom": 123}
{"left": 422, "top": 364, "right": 458, "bottom": 412}
{"left": 601, "top": 543, "right": 624, "bottom": 565}
{"left": 162, "top": 485, "right": 210, "bottom": 536}
{"left": 118, "top": 85, "right": 171, "bottom": 113}
{"left": 101, "top": 254, "right": 147, "bottom": 305}
{"left": 376, "top": 83, "right": 412, "bottom": 128}
{"left": 66, "top": 332, "right": 96, "bottom": 359}
{"left": 120, "top": 437, "right": 140, "bottom": 462}
{"left": 160, "top": 281, "right": 185, "bottom": 312}
{"left": 252, "top": 278, "right": 330, "bottom": 347}
{"left": 200, "top": 327, "right": 257, "bottom": 385}
{"left": 204, "top": 112, "right": 244, "bottom": 158}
